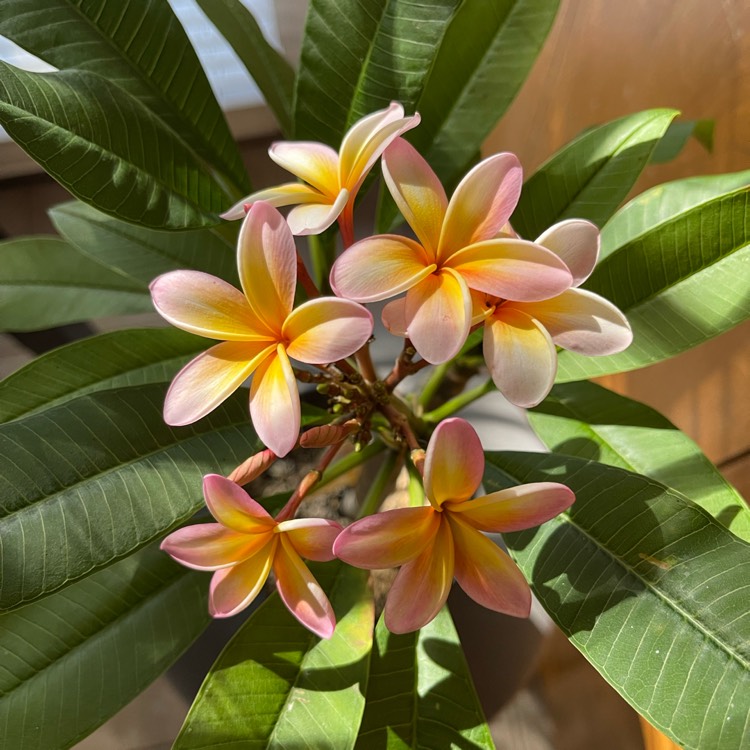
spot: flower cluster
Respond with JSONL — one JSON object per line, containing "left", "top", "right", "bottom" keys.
{"left": 154, "top": 103, "right": 631, "bottom": 638}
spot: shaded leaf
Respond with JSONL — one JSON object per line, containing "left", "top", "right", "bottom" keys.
{"left": 356, "top": 606, "right": 493, "bottom": 749}
{"left": 556, "top": 186, "right": 750, "bottom": 379}
{"left": 513, "top": 109, "right": 678, "bottom": 239}
{"left": 0, "top": 0, "right": 248, "bottom": 195}
{"left": 485, "top": 451, "right": 750, "bottom": 750}
{"left": 0, "top": 64, "right": 226, "bottom": 229}
{"left": 196, "top": 0, "right": 295, "bottom": 136}
{"left": 0, "top": 236, "right": 151, "bottom": 332}
{"left": 0, "top": 542, "right": 210, "bottom": 750}
{"left": 174, "top": 563, "right": 374, "bottom": 749}
{"left": 649, "top": 118, "right": 714, "bottom": 164}
{"left": 530, "top": 382, "right": 750, "bottom": 541}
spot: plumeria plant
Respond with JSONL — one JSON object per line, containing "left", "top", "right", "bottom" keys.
{"left": 0, "top": 2, "right": 747, "bottom": 750}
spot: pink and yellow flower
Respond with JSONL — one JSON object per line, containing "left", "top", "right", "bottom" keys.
{"left": 162, "top": 474, "right": 341, "bottom": 638}
{"left": 476, "top": 219, "right": 633, "bottom": 407}
{"left": 333, "top": 418, "right": 574, "bottom": 633}
{"left": 221, "top": 102, "right": 420, "bottom": 238}
{"left": 330, "top": 138, "right": 573, "bottom": 364}
{"left": 150, "top": 201, "right": 373, "bottom": 457}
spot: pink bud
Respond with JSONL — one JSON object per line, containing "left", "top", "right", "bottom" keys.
{"left": 227, "top": 448, "right": 276, "bottom": 485}
{"left": 299, "top": 421, "right": 358, "bottom": 448}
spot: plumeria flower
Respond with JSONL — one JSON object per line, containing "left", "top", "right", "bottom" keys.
{"left": 476, "top": 219, "right": 633, "bottom": 407}
{"left": 162, "top": 474, "right": 341, "bottom": 638}
{"left": 150, "top": 201, "right": 373, "bottom": 457}
{"left": 221, "top": 102, "right": 420, "bottom": 239}
{"left": 330, "top": 138, "right": 573, "bottom": 364}
{"left": 334, "top": 418, "right": 574, "bottom": 634}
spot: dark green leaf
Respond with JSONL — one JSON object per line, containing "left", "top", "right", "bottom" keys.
{"left": 0, "top": 543, "right": 210, "bottom": 750}
{"left": 0, "top": 384, "right": 262, "bottom": 611}
{"left": 0, "top": 328, "right": 204, "bottom": 422}
{"left": 649, "top": 118, "right": 714, "bottom": 164}
{"left": 174, "top": 563, "right": 374, "bottom": 749}
{"left": 196, "top": 0, "right": 295, "bottom": 137}
{"left": 530, "top": 382, "right": 750, "bottom": 541}
{"left": 0, "top": 64, "right": 226, "bottom": 229}
{"left": 557, "top": 186, "right": 750, "bottom": 379}
{"left": 513, "top": 109, "right": 678, "bottom": 239}
{"left": 0, "top": 236, "right": 151, "bottom": 332}
{"left": 0, "top": 0, "right": 248, "bottom": 196}
{"left": 356, "top": 606, "right": 493, "bottom": 749}
{"left": 50, "top": 201, "right": 239, "bottom": 288}
{"left": 485, "top": 451, "right": 750, "bottom": 750}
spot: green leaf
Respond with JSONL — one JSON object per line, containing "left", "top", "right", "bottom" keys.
{"left": 0, "top": 0, "right": 248, "bottom": 196}
{"left": 356, "top": 606, "right": 493, "bottom": 749}
{"left": 485, "top": 451, "right": 750, "bottom": 750}
{"left": 556, "top": 185, "right": 750, "bottom": 379}
{"left": 293, "top": 0, "right": 463, "bottom": 144}
{"left": 50, "top": 201, "right": 240, "bottom": 288}
{"left": 529, "top": 382, "right": 750, "bottom": 541}
{"left": 0, "top": 64, "right": 226, "bottom": 229}
{"left": 649, "top": 118, "right": 714, "bottom": 164}
{"left": 174, "top": 563, "right": 374, "bottom": 749}
{"left": 513, "top": 109, "right": 679, "bottom": 239}
{"left": 600, "top": 169, "right": 750, "bottom": 259}
{"left": 196, "top": 0, "right": 295, "bottom": 137}
{"left": 0, "top": 542, "right": 210, "bottom": 750}
{"left": 0, "top": 384, "right": 262, "bottom": 612}
{"left": 0, "top": 328, "right": 205, "bottom": 422}
{"left": 0, "top": 236, "right": 152, "bottom": 332}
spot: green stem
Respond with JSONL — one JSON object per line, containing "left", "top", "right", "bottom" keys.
{"left": 423, "top": 378, "right": 495, "bottom": 423}
{"left": 407, "top": 460, "right": 425, "bottom": 507}
{"left": 418, "top": 361, "right": 450, "bottom": 408}
{"left": 357, "top": 449, "right": 400, "bottom": 519}
{"left": 319, "top": 440, "right": 385, "bottom": 488}
{"left": 308, "top": 230, "right": 337, "bottom": 292}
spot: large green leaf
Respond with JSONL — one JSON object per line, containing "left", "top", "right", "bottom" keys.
{"left": 0, "top": 328, "right": 204, "bottom": 422}
{"left": 529, "top": 382, "right": 750, "bottom": 541}
{"left": 649, "top": 118, "right": 713, "bottom": 165}
{"left": 0, "top": 64, "right": 226, "bottom": 229}
{"left": 485, "top": 451, "right": 750, "bottom": 750}
{"left": 0, "top": 0, "right": 248, "bottom": 196}
{"left": 556, "top": 186, "right": 750, "bottom": 379}
{"left": 0, "top": 542, "right": 210, "bottom": 750}
{"left": 50, "top": 201, "right": 239, "bottom": 288}
{"left": 174, "top": 563, "right": 374, "bottom": 749}
{"left": 293, "top": 0, "right": 462, "bottom": 144}
{"left": 0, "top": 384, "right": 262, "bottom": 611}
{"left": 355, "top": 606, "right": 494, "bottom": 749}
{"left": 0, "top": 236, "right": 152, "bottom": 332}
{"left": 600, "top": 169, "right": 750, "bottom": 259}
{"left": 196, "top": 0, "right": 295, "bottom": 137}
{"left": 513, "top": 109, "right": 678, "bottom": 239}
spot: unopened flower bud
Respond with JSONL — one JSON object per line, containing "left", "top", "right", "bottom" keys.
{"left": 300, "top": 421, "right": 358, "bottom": 448}
{"left": 227, "top": 448, "right": 276, "bottom": 485}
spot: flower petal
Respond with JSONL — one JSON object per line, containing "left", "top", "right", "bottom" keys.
{"left": 423, "top": 417, "right": 484, "bottom": 509}
{"left": 249, "top": 345, "right": 300, "bottom": 457}
{"left": 448, "top": 515, "right": 531, "bottom": 618}
{"left": 150, "top": 271, "right": 263, "bottom": 340}
{"left": 447, "top": 239, "right": 572, "bottom": 301}
{"left": 238, "top": 202, "right": 297, "bottom": 331}
{"left": 274, "top": 535, "right": 336, "bottom": 638}
{"left": 161, "top": 523, "right": 270, "bottom": 571}
{"left": 510, "top": 289, "right": 633, "bottom": 355}
{"left": 382, "top": 138, "right": 448, "bottom": 258}
{"left": 269, "top": 140, "right": 340, "bottom": 196}
{"left": 287, "top": 188, "right": 349, "bottom": 235}
{"left": 484, "top": 308, "right": 557, "bottom": 408}
{"left": 404, "top": 268, "right": 471, "bottom": 364}
{"left": 220, "top": 183, "right": 326, "bottom": 220}
{"left": 164, "top": 340, "right": 275, "bottom": 426}
{"left": 384, "top": 517, "right": 454, "bottom": 634}
{"left": 445, "top": 482, "right": 575, "bottom": 532}
{"left": 202, "top": 474, "right": 276, "bottom": 532}
{"left": 438, "top": 152, "right": 523, "bottom": 261}
{"left": 284, "top": 297, "right": 373, "bottom": 363}
{"left": 277, "top": 518, "right": 343, "bottom": 562}
{"left": 330, "top": 234, "right": 434, "bottom": 303}
{"left": 209, "top": 538, "right": 276, "bottom": 617}
{"left": 333, "top": 506, "right": 440, "bottom": 569}
{"left": 381, "top": 297, "right": 408, "bottom": 336}
{"left": 536, "top": 219, "right": 600, "bottom": 286}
